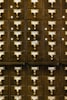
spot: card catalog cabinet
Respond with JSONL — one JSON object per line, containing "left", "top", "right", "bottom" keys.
{"left": 0, "top": 0, "right": 67, "bottom": 100}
